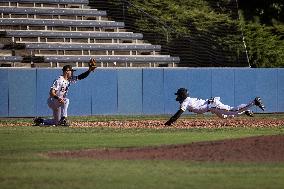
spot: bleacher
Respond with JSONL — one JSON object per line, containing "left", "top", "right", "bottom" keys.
{"left": 0, "top": 0, "right": 180, "bottom": 67}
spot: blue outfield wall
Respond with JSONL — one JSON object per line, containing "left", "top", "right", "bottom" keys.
{"left": 8, "top": 69, "right": 37, "bottom": 117}
{"left": 143, "top": 69, "right": 164, "bottom": 114}
{"left": 91, "top": 69, "right": 118, "bottom": 115}
{"left": 0, "top": 69, "right": 8, "bottom": 116}
{"left": 117, "top": 69, "right": 142, "bottom": 115}
{"left": 0, "top": 68, "right": 283, "bottom": 117}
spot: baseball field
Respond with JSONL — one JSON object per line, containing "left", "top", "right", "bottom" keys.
{"left": 0, "top": 114, "right": 284, "bottom": 189}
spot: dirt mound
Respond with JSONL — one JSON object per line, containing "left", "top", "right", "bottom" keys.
{"left": 48, "top": 135, "right": 284, "bottom": 163}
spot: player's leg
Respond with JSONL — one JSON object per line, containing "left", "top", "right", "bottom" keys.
{"left": 209, "top": 108, "right": 227, "bottom": 118}
{"left": 229, "top": 97, "right": 265, "bottom": 116}
{"left": 58, "top": 98, "right": 70, "bottom": 126}
{"left": 46, "top": 98, "right": 61, "bottom": 125}
{"left": 234, "top": 97, "right": 265, "bottom": 117}
{"left": 61, "top": 98, "right": 69, "bottom": 118}
{"left": 210, "top": 98, "right": 255, "bottom": 118}
{"left": 34, "top": 97, "right": 63, "bottom": 126}
{"left": 211, "top": 97, "right": 234, "bottom": 110}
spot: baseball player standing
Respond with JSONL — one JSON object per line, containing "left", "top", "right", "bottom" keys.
{"left": 165, "top": 88, "right": 265, "bottom": 126}
{"left": 34, "top": 58, "right": 97, "bottom": 126}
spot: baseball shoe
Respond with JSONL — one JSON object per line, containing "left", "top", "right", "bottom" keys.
{"left": 254, "top": 97, "right": 265, "bottom": 111}
{"left": 244, "top": 110, "right": 254, "bottom": 117}
{"left": 33, "top": 117, "right": 44, "bottom": 126}
{"left": 58, "top": 117, "right": 70, "bottom": 127}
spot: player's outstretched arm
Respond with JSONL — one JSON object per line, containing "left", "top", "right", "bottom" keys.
{"left": 165, "top": 109, "right": 184, "bottom": 126}
{"left": 78, "top": 58, "right": 97, "bottom": 80}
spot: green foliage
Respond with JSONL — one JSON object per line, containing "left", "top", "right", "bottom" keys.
{"left": 125, "top": 0, "right": 247, "bottom": 66}
{"left": 90, "top": 0, "right": 284, "bottom": 67}
{"left": 241, "top": 21, "right": 284, "bottom": 67}
{"left": 238, "top": 0, "right": 284, "bottom": 67}
{"left": 128, "top": 0, "right": 238, "bottom": 37}
{"left": 238, "top": 0, "right": 283, "bottom": 25}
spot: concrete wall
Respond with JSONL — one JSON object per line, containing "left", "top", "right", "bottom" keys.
{"left": 0, "top": 68, "right": 283, "bottom": 117}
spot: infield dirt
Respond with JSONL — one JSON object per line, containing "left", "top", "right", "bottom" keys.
{"left": 47, "top": 135, "right": 284, "bottom": 163}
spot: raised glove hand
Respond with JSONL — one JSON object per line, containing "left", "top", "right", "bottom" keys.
{"left": 88, "top": 58, "right": 97, "bottom": 72}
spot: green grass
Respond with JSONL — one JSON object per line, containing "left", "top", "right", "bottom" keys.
{"left": 0, "top": 115, "right": 284, "bottom": 189}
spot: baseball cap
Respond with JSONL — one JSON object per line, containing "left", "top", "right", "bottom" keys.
{"left": 62, "top": 65, "right": 76, "bottom": 72}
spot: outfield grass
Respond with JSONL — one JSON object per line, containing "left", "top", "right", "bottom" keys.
{"left": 0, "top": 116, "right": 284, "bottom": 189}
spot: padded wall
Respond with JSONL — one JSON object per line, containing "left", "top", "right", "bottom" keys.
{"left": 0, "top": 69, "right": 8, "bottom": 116}
{"left": 142, "top": 69, "right": 164, "bottom": 114}
{"left": 91, "top": 69, "right": 118, "bottom": 115}
{"left": 212, "top": 69, "right": 235, "bottom": 106}
{"left": 234, "top": 69, "right": 257, "bottom": 111}
{"left": 187, "top": 69, "right": 212, "bottom": 100}
{"left": 164, "top": 69, "right": 189, "bottom": 114}
{"left": 255, "top": 69, "right": 278, "bottom": 113}
{"left": 117, "top": 69, "right": 142, "bottom": 114}
{"left": 0, "top": 68, "right": 284, "bottom": 117}
{"left": 8, "top": 69, "right": 36, "bottom": 117}
{"left": 278, "top": 69, "right": 284, "bottom": 112}
{"left": 36, "top": 69, "right": 61, "bottom": 116}
{"left": 68, "top": 68, "right": 92, "bottom": 116}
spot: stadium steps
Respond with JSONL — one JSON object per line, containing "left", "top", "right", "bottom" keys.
{"left": 0, "top": 0, "right": 180, "bottom": 67}
{"left": 20, "top": 42, "right": 160, "bottom": 51}
{"left": 0, "top": 0, "right": 89, "bottom": 6}
{"left": 0, "top": 18, "right": 125, "bottom": 28}
{"left": 0, "top": 7, "right": 106, "bottom": 17}
{"left": 0, "top": 30, "right": 144, "bottom": 40}
{"left": 0, "top": 55, "right": 179, "bottom": 66}
{"left": 0, "top": 6, "right": 107, "bottom": 21}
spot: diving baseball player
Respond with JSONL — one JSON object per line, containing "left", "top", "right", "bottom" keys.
{"left": 165, "top": 88, "right": 265, "bottom": 126}
{"left": 34, "top": 58, "right": 97, "bottom": 126}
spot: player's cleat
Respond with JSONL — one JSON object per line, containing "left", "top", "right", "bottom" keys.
{"left": 59, "top": 117, "right": 70, "bottom": 127}
{"left": 244, "top": 110, "right": 254, "bottom": 117}
{"left": 33, "top": 117, "right": 44, "bottom": 126}
{"left": 254, "top": 97, "right": 265, "bottom": 111}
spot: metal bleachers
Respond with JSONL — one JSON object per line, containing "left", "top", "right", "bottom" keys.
{"left": 22, "top": 43, "right": 161, "bottom": 51}
{"left": 0, "top": 0, "right": 180, "bottom": 67}
{"left": 0, "top": 30, "right": 143, "bottom": 45}
{"left": 0, "top": 18, "right": 125, "bottom": 28}
{"left": 1, "top": 0, "right": 89, "bottom": 6}
{"left": 0, "top": 30, "right": 144, "bottom": 40}
{"left": 0, "top": 6, "right": 107, "bottom": 17}
{"left": 0, "top": 55, "right": 179, "bottom": 63}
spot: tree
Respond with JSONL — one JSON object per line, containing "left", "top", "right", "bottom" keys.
{"left": 238, "top": 0, "right": 283, "bottom": 24}
{"left": 238, "top": 0, "right": 284, "bottom": 67}
{"left": 90, "top": 0, "right": 284, "bottom": 67}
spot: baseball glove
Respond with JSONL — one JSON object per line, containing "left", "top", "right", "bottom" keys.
{"left": 88, "top": 58, "right": 97, "bottom": 72}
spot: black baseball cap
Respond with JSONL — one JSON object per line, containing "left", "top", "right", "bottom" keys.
{"left": 62, "top": 65, "right": 76, "bottom": 72}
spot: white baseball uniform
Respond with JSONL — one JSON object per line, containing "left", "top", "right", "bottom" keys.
{"left": 43, "top": 75, "right": 78, "bottom": 125}
{"left": 180, "top": 97, "right": 209, "bottom": 114}
{"left": 180, "top": 96, "right": 255, "bottom": 118}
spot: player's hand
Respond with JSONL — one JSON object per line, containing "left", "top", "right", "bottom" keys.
{"left": 164, "top": 120, "right": 172, "bottom": 126}
{"left": 88, "top": 58, "right": 97, "bottom": 72}
{"left": 58, "top": 97, "right": 64, "bottom": 103}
